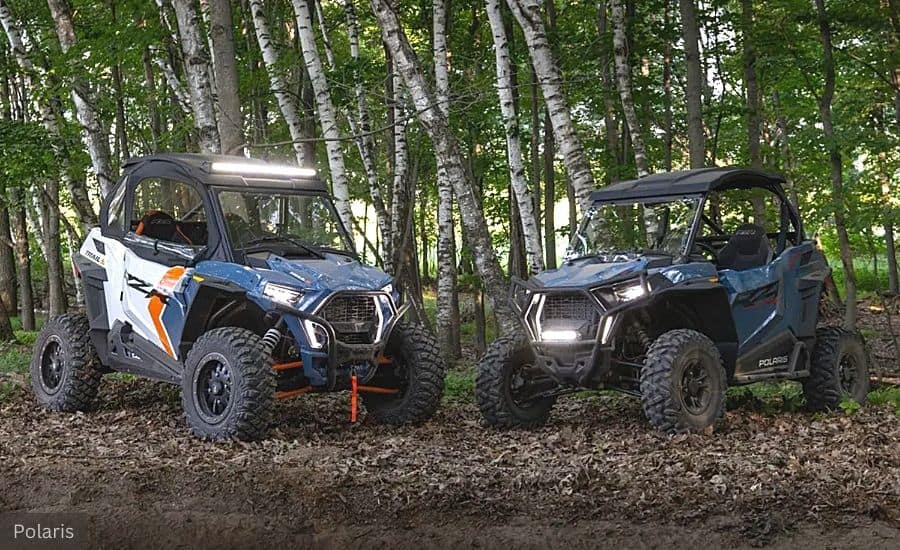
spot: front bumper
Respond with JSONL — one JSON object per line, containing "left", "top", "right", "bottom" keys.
{"left": 275, "top": 290, "right": 408, "bottom": 388}
{"left": 510, "top": 277, "right": 631, "bottom": 387}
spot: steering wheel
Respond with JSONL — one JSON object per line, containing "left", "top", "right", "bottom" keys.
{"left": 693, "top": 241, "right": 719, "bottom": 263}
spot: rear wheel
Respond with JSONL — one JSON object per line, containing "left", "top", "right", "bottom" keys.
{"left": 30, "top": 314, "right": 103, "bottom": 412}
{"left": 363, "top": 322, "right": 446, "bottom": 425}
{"left": 640, "top": 329, "right": 726, "bottom": 433}
{"left": 182, "top": 327, "right": 275, "bottom": 441}
{"left": 476, "top": 335, "right": 557, "bottom": 428}
{"left": 803, "top": 327, "right": 869, "bottom": 411}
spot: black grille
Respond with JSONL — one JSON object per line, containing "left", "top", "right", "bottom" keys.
{"left": 322, "top": 296, "right": 377, "bottom": 324}
{"left": 541, "top": 293, "right": 593, "bottom": 321}
{"left": 321, "top": 295, "right": 378, "bottom": 345}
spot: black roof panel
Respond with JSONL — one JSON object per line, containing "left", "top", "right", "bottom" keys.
{"left": 589, "top": 167, "right": 786, "bottom": 203}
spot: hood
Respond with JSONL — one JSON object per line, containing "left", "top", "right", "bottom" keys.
{"left": 533, "top": 258, "right": 649, "bottom": 288}
{"left": 265, "top": 253, "right": 391, "bottom": 291}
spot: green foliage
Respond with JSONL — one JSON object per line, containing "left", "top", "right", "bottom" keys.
{"left": 867, "top": 385, "right": 900, "bottom": 415}
{"left": 727, "top": 382, "right": 805, "bottom": 414}
{"left": 0, "top": 343, "right": 29, "bottom": 374}
{"left": 444, "top": 368, "right": 475, "bottom": 403}
{"left": 839, "top": 397, "right": 862, "bottom": 415}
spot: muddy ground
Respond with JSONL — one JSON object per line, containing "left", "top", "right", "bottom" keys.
{"left": 1, "top": 298, "right": 898, "bottom": 548}
{"left": 1, "top": 375, "right": 899, "bottom": 549}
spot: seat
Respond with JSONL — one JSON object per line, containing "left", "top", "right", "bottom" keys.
{"left": 135, "top": 210, "right": 194, "bottom": 245}
{"left": 717, "top": 223, "right": 772, "bottom": 271}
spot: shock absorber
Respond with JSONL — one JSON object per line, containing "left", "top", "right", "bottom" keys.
{"left": 260, "top": 318, "right": 284, "bottom": 356}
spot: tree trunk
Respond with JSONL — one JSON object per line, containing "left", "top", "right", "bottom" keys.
{"left": 543, "top": 107, "right": 556, "bottom": 268}
{"left": 814, "top": 0, "right": 856, "bottom": 329}
{"left": 46, "top": 0, "right": 116, "bottom": 197}
{"left": 0, "top": 298, "right": 12, "bottom": 341}
{"left": 208, "top": 0, "right": 243, "bottom": 154}
{"left": 487, "top": 0, "right": 543, "bottom": 273}
{"left": 529, "top": 64, "right": 541, "bottom": 227}
{"left": 772, "top": 90, "right": 800, "bottom": 208}
{"left": 881, "top": 154, "right": 899, "bottom": 295}
{"left": 0, "top": 0, "right": 97, "bottom": 228}
{"left": 109, "top": 0, "right": 129, "bottom": 162}
{"left": 662, "top": 1, "right": 673, "bottom": 172}
{"left": 371, "top": 0, "right": 518, "bottom": 334}
{"left": 679, "top": 0, "right": 705, "bottom": 168}
{"left": 597, "top": 0, "right": 621, "bottom": 182}
{"left": 248, "top": 0, "right": 309, "bottom": 166}
{"left": 434, "top": 0, "right": 461, "bottom": 360}
{"left": 42, "top": 179, "right": 66, "bottom": 316}
{"left": 741, "top": 0, "right": 767, "bottom": 225}
{"left": 610, "top": 0, "right": 648, "bottom": 177}
{"left": 142, "top": 48, "right": 163, "bottom": 151}
{"left": 0, "top": 207, "right": 16, "bottom": 318}
{"left": 9, "top": 188, "right": 34, "bottom": 330}
{"left": 346, "top": 0, "right": 390, "bottom": 251}
{"left": 506, "top": 0, "right": 595, "bottom": 211}
{"left": 171, "top": 0, "right": 221, "bottom": 153}
{"left": 292, "top": 0, "right": 353, "bottom": 239}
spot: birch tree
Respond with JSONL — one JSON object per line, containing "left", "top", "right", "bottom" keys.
{"left": 371, "top": 0, "right": 517, "bottom": 333}
{"left": 434, "top": 0, "right": 461, "bottom": 360}
{"left": 208, "top": 0, "right": 243, "bottom": 154}
{"left": 486, "top": 0, "right": 543, "bottom": 273}
{"left": 291, "top": 0, "right": 353, "bottom": 239}
{"left": 0, "top": 0, "right": 96, "bottom": 228}
{"left": 248, "top": 0, "right": 308, "bottom": 166}
{"left": 505, "top": 0, "right": 595, "bottom": 211}
{"left": 171, "top": 0, "right": 220, "bottom": 153}
{"left": 345, "top": 0, "right": 390, "bottom": 253}
{"left": 679, "top": 0, "right": 705, "bottom": 168}
{"left": 610, "top": 0, "right": 648, "bottom": 177}
{"left": 46, "top": 0, "right": 115, "bottom": 196}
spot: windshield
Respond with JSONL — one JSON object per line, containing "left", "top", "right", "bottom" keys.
{"left": 217, "top": 190, "right": 354, "bottom": 255}
{"left": 567, "top": 197, "right": 701, "bottom": 260}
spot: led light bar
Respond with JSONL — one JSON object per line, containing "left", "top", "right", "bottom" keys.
{"left": 210, "top": 161, "right": 317, "bottom": 178}
{"left": 541, "top": 329, "right": 579, "bottom": 342}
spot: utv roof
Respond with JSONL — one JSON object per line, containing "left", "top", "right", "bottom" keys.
{"left": 589, "top": 167, "right": 786, "bottom": 203}
{"left": 122, "top": 153, "right": 327, "bottom": 192}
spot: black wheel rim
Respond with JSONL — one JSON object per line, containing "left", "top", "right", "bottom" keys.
{"left": 838, "top": 352, "right": 858, "bottom": 394}
{"left": 39, "top": 337, "right": 64, "bottom": 394}
{"left": 505, "top": 362, "right": 545, "bottom": 408}
{"left": 195, "top": 354, "right": 233, "bottom": 420}
{"left": 679, "top": 358, "right": 711, "bottom": 415}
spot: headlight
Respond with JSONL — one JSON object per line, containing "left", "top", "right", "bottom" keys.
{"left": 541, "top": 329, "right": 579, "bottom": 342}
{"left": 302, "top": 319, "right": 328, "bottom": 349}
{"left": 262, "top": 283, "right": 304, "bottom": 306}
{"left": 613, "top": 281, "right": 646, "bottom": 302}
{"left": 381, "top": 283, "right": 393, "bottom": 295}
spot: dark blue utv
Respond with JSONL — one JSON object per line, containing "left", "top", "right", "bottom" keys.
{"left": 35, "top": 154, "right": 445, "bottom": 441}
{"left": 476, "top": 168, "right": 869, "bottom": 433}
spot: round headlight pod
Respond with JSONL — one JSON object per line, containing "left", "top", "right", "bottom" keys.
{"left": 380, "top": 282, "right": 393, "bottom": 295}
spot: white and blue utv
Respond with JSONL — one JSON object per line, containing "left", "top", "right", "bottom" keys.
{"left": 476, "top": 168, "right": 869, "bottom": 433}
{"left": 31, "top": 154, "right": 445, "bottom": 440}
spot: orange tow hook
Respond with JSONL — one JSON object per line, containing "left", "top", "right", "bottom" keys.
{"left": 350, "top": 373, "right": 359, "bottom": 423}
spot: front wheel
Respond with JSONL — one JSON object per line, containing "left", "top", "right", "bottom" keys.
{"left": 30, "top": 314, "right": 103, "bottom": 412}
{"left": 362, "top": 322, "right": 446, "bottom": 425}
{"left": 803, "top": 327, "right": 869, "bottom": 411}
{"left": 182, "top": 327, "right": 275, "bottom": 441}
{"left": 475, "top": 335, "right": 557, "bottom": 429}
{"left": 640, "top": 329, "right": 726, "bottom": 433}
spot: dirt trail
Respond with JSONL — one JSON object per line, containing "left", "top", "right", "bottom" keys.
{"left": 1, "top": 379, "right": 898, "bottom": 548}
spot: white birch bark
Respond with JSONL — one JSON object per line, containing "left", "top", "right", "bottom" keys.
{"left": 433, "top": 0, "right": 460, "bottom": 358}
{"left": 371, "top": 0, "right": 517, "bottom": 333}
{"left": 291, "top": 0, "right": 353, "bottom": 239}
{"left": 248, "top": 0, "right": 308, "bottom": 166}
{"left": 345, "top": 0, "right": 390, "bottom": 256}
{"left": 610, "top": 0, "right": 649, "bottom": 177}
{"left": 0, "top": 0, "right": 97, "bottom": 228}
{"left": 314, "top": 0, "right": 336, "bottom": 70}
{"left": 389, "top": 74, "right": 408, "bottom": 259}
{"left": 505, "top": 0, "right": 595, "bottom": 212}
{"left": 150, "top": 48, "right": 192, "bottom": 113}
{"left": 197, "top": 0, "right": 218, "bottom": 107}
{"left": 171, "top": 0, "right": 221, "bottom": 153}
{"left": 486, "top": 0, "right": 543, "bottom": 274}
{"left": 46, "top": 0, "right": 115, "bottom": 197}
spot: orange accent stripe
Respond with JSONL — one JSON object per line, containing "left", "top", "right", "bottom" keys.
{"left": 276, "top": 387, "right": 312, "bottom": 399}
{"left": 148, "top": 295, "right": 174, "bottom": 357}
{"left": 378, "top": 356, "right": 393, "bottom": 365}
{"left": 357, "top": 385, "right": 400, "bottom": 395}
{"left": 273, "top": 361, "right": 303, "bottom": 371}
